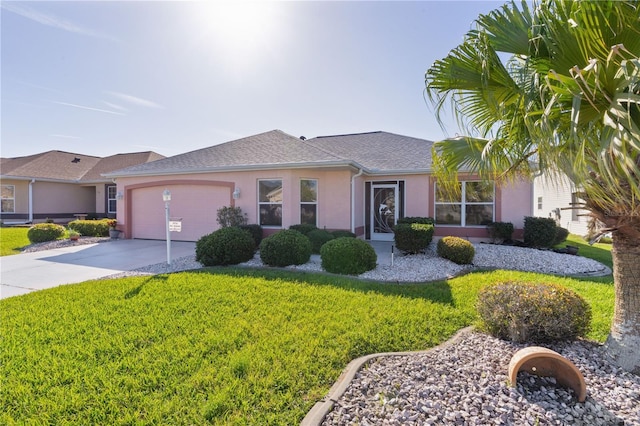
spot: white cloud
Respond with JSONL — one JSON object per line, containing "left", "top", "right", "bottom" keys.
{"left": 106, "top": 91, "right": 164, "bottom": 109}
{"left": 50, "top": 134, "right": 81, "bottom": 139}
{"left": 51, "top": 101, "right": 125, "bottom": 115}
{"left": 1, "top": 3, "right": 118, "bottom": 41}
{"left": 102, "top": 101, "right": 129, "bottom": 112}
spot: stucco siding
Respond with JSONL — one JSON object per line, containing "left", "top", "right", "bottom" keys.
{"left": 33, "top": 182, "right": 95, "bottom": 216}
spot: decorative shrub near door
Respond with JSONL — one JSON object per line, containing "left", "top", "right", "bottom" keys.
{"left": 259, "top": 230, "right": 311, "bottom": 267}
{"left": 195, "top": 227, "right": 255, "bottom": 266}
{"left": 320, "top": 237, "right": 377, "bottom": 275}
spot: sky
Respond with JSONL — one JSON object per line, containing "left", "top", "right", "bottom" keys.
{"left": 1, "top": 0, "right": 506, "bottom": 159}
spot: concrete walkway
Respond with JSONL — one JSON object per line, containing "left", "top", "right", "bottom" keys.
{"left": 0, "top": 239, "right": 195, "bottom": 299}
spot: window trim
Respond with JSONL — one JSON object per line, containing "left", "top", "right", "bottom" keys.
{"left": 537, "top": 197, "right": 543, "bottom": 210}
{"left": 300, "top": 178, "right": 318, "bottom": 226}
{"left": 258, "top": 179, "right": 283, "bottom": 228}
{"left": 434, "top": 181, "right": 495, "bottom": 227}
{"left": 107, "top": 185, "right": 117, "bottom": 214}
{"left": 1, "top": 184, "right": 16, "bottom": 213}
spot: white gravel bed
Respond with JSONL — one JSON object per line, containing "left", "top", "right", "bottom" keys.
{"left": 322, "top": 331, "right": 640, "bottom": 426}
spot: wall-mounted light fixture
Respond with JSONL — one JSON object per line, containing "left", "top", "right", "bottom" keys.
{"left": 116, "top": 191, "right": 124, "bottom": 200}
{"left": 232, "top": 187, "right": 241, "bottom": 199}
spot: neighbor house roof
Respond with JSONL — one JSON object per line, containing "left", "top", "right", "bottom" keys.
{"left": 104, "top": 129, "right": 434, "bottom": 178}
{"left": 0, "top": 150, "right": 165, "bottom": 183}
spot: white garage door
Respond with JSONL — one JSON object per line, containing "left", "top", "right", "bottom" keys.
{"left": 131, "top": 185, "right": 229, "bottom": 241}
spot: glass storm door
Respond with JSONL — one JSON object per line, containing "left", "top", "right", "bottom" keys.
{"left": 371, "top": 184, "right": 398, "bottom": 241}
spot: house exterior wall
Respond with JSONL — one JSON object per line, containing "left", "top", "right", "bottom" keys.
{"left": 533, "top": 174, "right": 589, "bottom": 236}
{"left": 0, "top": 179, "right": 95, "bottom": 223}
{"left": 116, "top": 168, "right": 354, "bottom": 241}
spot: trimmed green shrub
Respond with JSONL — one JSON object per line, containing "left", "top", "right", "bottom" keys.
{"left": 477, "top": 281, "right": 592, "bottom": 343}
{"left": 238, "top": 224, "right": 263, "bottom": 249}
{"left": 27, "top": 223, "right": 66, "bottom": 243}
{"left": 306, "top": 229, "right": 335, "bottom": 254}
{"left": 321, "top": 237, "right": 377, "bottom": 275}
{"left": 216, "top": 206, "right": 247, "bottom": 228}
{"left": 437, "top": 236, "right": 475, "bottom": 265}
{"left": 195, "top": 227, "right": 255, "bottom": 266}
{"left": 288, "top": 224, "right": 318, "bottom": 236}
{"left": 68, "top": 219, "right": 110, "bottom": 237}
{"left": 486, "top": 221, "right": 514, "bottom": 243}
{"left": 331, "top": 230, "right": 356, "bottom": 239}
{"left": 523, "top": 216, "right": 557, "bottom": 248}
{"left": 259, "top": 230, "right": 312, "bottom": 267}
{"left": 394, "top": 223, "right": 434, "bottom": 254}
{"left": 553, "top": 226, "right": 570, "bottom": 246}
{"left": 397, "top": 217, "right": 435, "bottom": 225}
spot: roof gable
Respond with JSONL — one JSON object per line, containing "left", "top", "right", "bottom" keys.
{"left": 1, "top": 150, "right": 165, "bottom": 182}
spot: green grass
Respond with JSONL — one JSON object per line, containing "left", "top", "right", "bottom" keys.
{"left": 557, "top": 233, "right": 613, "bottom": 269}
{"left": 1, "top": 263, "right": 614, "bottom": 424}
{"left": 0, "top": 227, "right": 31, "bottom": 256}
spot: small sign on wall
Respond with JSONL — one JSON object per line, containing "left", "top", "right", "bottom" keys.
{"left": 169, "top": 220, "right": 182, "bottom": 232}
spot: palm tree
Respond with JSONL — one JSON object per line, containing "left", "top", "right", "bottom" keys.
{"left": 425, "top": 0, "right": 640, "bottom": 374}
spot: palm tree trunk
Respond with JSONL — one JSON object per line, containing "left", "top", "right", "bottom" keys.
{"left": 605, "top": 236, "right": 640, "bottom": 375}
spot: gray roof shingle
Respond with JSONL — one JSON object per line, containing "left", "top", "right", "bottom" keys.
{"left": 105, "top": 130, "right": 434, "bottom": 177}
{"left": 1, "top": 150, "right": 165, "bottom": 182}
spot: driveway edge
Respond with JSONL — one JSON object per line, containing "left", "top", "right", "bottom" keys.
{"left": 300, "top": 325, "right": 475, "bottom": 426}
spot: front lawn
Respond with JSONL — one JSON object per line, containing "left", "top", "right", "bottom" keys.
{"left": 0, "top": 227, "right": 31, "bottom": 256}
{"left": 0, "top": 266, "right": 614, "bottom": 424}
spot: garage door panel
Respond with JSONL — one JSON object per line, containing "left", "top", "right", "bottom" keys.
{"left": 131, "top": 185, "right": 229, "bottom": 241}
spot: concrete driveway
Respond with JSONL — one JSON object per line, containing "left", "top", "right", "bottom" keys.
{"left": 0, "top": 239, "right": 196, "bottom": 299}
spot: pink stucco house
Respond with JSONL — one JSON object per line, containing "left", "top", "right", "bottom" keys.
{"left": 0, "top": 150, "right": 164, "bottom": 224}
{"left": 104, "top": 130, "right": 533, "bottom": 242}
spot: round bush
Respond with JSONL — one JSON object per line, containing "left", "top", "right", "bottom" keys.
{"left": 524, "top": 216, "right": 557, "bottom": 248}
{"left": 331, "top": 230, "right": 356, "bottom": 239}
{"left": 553, "top": 226, "right": 570, "bottom": 246}
{"left": 437, "top": 236, "right": 475, "bottom": 264}
{"left": 259, "top": 230, "right": 311, "bottom": 267}
{"left": 27, "top": 223, "right": 66, "bottom": 243}
{"left": 68, "top": 219, "right": 110, "bottom": 237}
{"left": 306, "top": 229, "right": 335, "bottom": 254}
{"left": 195, "top": 227, "right": 255, "bottom": 266}
{"left": 477, "top": 281, "right": 592, "bottom": 343}
{"left": 288, "top": 224, "right": 318, "bottom": 236}
{"left": 394, "top": 223, "right": 434, "bottom": 254}
{"left": 238, "top": 224, "right": 263, "bottom": 249}
{"left": 320, "top": 237, "right": 377, "bottom": 275}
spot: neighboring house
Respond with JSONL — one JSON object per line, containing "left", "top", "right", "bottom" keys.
{"left": 533, "top": 173, "right": 590, "bottom": 237}
{"left": 0, "top": 150, "right": 165, "bottom": 224}
{"left": 104, "top": 130, "right": 533, "bottom": 242}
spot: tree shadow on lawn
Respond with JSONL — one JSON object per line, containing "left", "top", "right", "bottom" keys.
{"left": 191, "top": 266, "right": 457, "bottom": 306}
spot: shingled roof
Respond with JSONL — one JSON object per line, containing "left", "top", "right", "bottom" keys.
{"left": 1, "top": 150, "right": 165, "bottom": 182}
{"left": 104, "top": 130, "right": 434, "bottom": 177}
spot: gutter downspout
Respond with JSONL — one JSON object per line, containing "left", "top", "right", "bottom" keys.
{"left": 28, "top": 179, "right": 35, "bottom": 223}
{"left": 350, "top": 168, "right": 364, "bottom": 234}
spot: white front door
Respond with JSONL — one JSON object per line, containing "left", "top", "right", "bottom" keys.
{"left": 371, "top": 183, "right": 398, "bottom": 241}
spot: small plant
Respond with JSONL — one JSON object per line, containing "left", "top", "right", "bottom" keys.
{"left": 396, "top": 217, "right": 435, "bottom": 225}
{"left": 195, "top": 227, "right": 255, "bottom": 266}
{"left": 259, "top": 230, "right": 311, "bottom": 267}
{"left": 216, "top": 206, "right": 248, "bottom": 228}
{"left": 106, "top": 219, "right": 118, "bottom": 229}
{"left": 320, "top": 237, "right": 377, "bottom": 275}
{"left": 477, "top": 281, "right": 592, "bottom": 343}
{"left": 553, "top": 226, "right": 570, "bottom": 246}
{"left": 288, "top": 224, "right": 318, "bottom": 236}
{"left": 306, "top": 229, "right": 335, "bottom": 254}
{"left": 437, "top": 236, "right": 475, "bottom": 265}
{"left": 331, "top": 230, "right": 356, "bottom": 239}
{"left": 68, "top": 230, "right": 81, "bottom": 240}
{"left": 394, "top": 223, "right": 434, "bottom": 254}
{"left": 486, "top": 221, "right": 514, "bottom": 243}
{"left": 27, "top": 223, "right": 66, "bottom": 243}
{"left": 523, "top": 216, "right": 557, "bottom": 248}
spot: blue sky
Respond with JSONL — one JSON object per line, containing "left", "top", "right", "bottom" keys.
{"left": 2, "top": 1, "right": 504, "bottom": 158}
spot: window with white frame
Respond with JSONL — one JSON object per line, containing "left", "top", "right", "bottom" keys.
{"left": 1, "top": 185, "right": 15, "bottom": 213}
{"left": 435, "top": 181, "right": 494, "bottom": 226}
{"left": 537, "top": 197, "right": 543, "bottom": 210}
{"left": 258, "top": 179, "right": 283, "bottom": 227}
{"left": 300, "top": 179, "right": 317, "bottom": 225}
{"left": 107, "top": 185, "right": 117, "bottom": 214}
